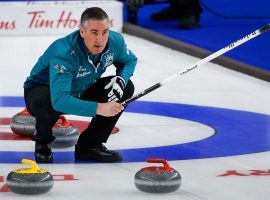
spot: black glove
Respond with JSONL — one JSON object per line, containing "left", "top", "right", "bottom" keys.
{"left": 104, "top": 76, "right": 126, "bottom": 102}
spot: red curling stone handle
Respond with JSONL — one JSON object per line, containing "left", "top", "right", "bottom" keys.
{"left": 146, "top": 158, "right": 173, "bottom": 171}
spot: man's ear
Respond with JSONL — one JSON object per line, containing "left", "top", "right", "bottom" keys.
{"left": 109, "top": 19, "right": 114, "bottom": 28}
{"left": 80, "top": 27, "right": 85, "bottom": 38}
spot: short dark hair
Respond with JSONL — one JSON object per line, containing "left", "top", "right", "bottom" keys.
{"left": 81, "top": 7, "right": 109, "bottom": 28}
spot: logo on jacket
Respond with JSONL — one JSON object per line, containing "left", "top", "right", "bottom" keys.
{"left": 54, "top": 65, "right": 66, "bottom": 73}
{"left": 104, "top": 53, "right": 114, "bottom": 68}
{"left": 76, "top": 66, "right": 91, "bottom": 78}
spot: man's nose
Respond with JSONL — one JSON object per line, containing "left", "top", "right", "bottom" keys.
{"left": 96, "top": 34, "right": 103, "bottom": 43}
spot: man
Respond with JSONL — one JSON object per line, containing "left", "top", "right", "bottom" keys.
{"left": 23, "top": 7, "right": 137, "bottom": 163}
{"left": 151, "top": 0, "right": 203, "bottom": 29}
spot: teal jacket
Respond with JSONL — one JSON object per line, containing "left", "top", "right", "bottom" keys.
{"left": 24, "top": 30, "right": 137, "bottom": 117}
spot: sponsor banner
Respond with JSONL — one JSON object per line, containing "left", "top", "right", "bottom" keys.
{"left": 0, "top": 1, "right": 123, "bottom": 35}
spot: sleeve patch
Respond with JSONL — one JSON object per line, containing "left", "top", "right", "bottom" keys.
{"left": 54, "top": 65, "right": 67, "bottom": 73}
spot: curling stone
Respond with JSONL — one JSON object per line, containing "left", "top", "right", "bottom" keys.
{"left": 10, "top": 108, "right": 36, "bottom": 137}
{"left": 50, "top": 116, "right": 80, "bottom": 148}
{"left": 6, "top": 159, "right": 53, "bottom": 195}
{"left": 134, "top": 158, "right": 181, "bottom": 193}
{"left": 10, "top": 108, "right": 80, "bottom": 148}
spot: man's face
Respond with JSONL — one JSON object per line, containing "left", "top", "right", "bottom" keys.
{"left": 80, "top": 19, "right": 111, "bottom": 55}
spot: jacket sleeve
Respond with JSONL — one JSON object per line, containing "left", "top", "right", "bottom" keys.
{"left": 49, "top": 56, "right": 98, "bottom": 117}
{"left": 114, "top": 35, "right": 137, "bottom": 84}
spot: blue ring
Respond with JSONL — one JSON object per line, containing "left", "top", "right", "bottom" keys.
{"left": 0, "top": 97, "right": 270, "bottom": 163}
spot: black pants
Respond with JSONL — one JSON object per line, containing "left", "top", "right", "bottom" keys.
{"left": 24, "top": 76, "right": 134, "bottom": 147}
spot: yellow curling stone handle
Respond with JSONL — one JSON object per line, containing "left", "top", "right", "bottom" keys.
{"left": 12, "top": 159, "right": 47, "bottom": 174}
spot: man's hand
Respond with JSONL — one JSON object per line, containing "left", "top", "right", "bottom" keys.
{"left": 104, "top": 76, "right": 125, "bottom": 102}
{"left": 96, "top": 102, "right": 124, "bottom": 117}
